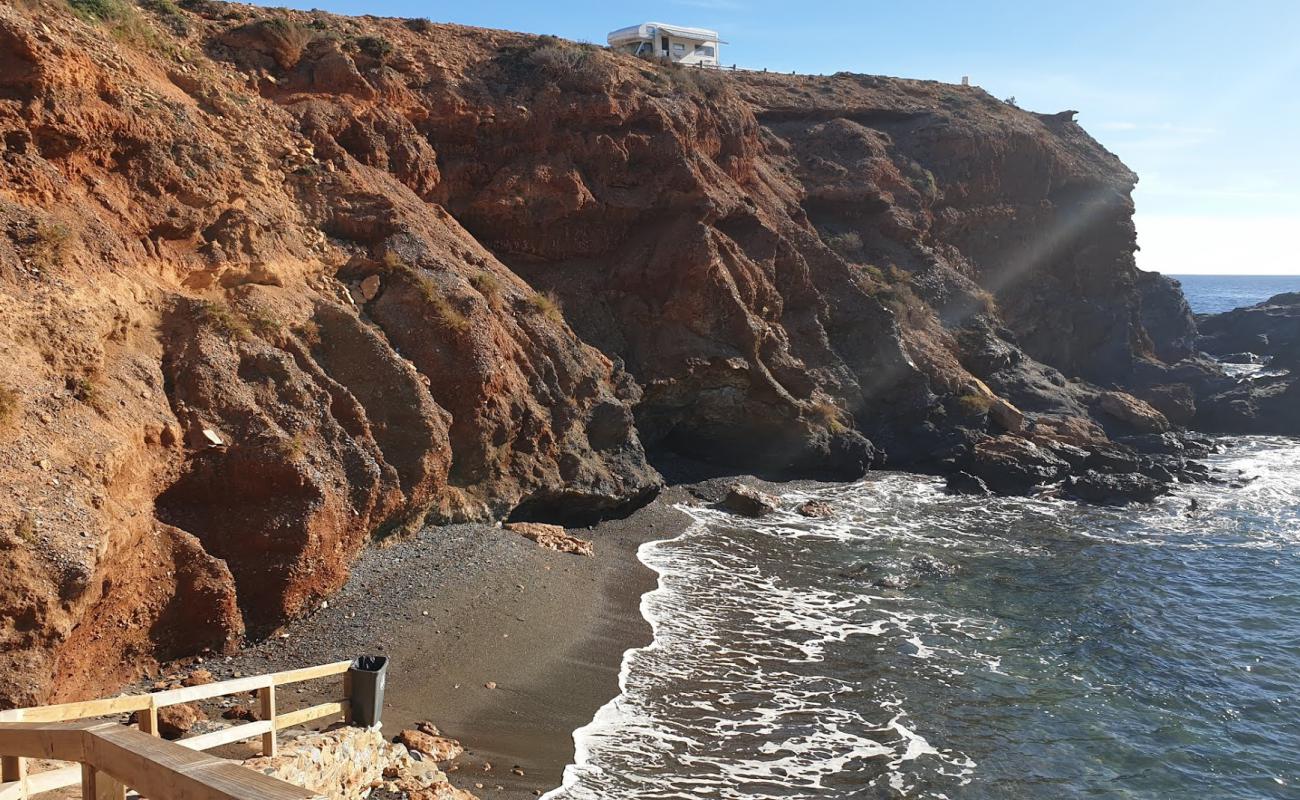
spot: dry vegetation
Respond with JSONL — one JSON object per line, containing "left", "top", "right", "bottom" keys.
{"left": 806, "top": 398, "right": 849, "bottom": 434}
{"left": 470, "top": 270, "right": 505, "bottom": 311}
{"left": 956, "top": 392, "right": 993, "bottom": 417}
{"left": 194, "top": 299, "right": 253, "bottom": 341}
{"left": 526, "top": 290, "right": 565, "bottom": 324}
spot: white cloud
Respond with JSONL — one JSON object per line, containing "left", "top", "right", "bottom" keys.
{"left": 1135, "top": 214, "right": 1300, "bottom": 275}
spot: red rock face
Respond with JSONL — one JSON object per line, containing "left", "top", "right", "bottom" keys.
{"left": 0, "top": 3, "right": 1211, "bottom": 706}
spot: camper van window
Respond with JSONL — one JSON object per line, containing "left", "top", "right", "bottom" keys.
{"left": 696, "top": 45, "right": 715, "bottom": 57}
{"left": 673, "top": 43, "right": 686, "bottom": 54}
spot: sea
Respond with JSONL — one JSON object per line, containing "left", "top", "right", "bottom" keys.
{"left": 1172, "top": 275, "right": 1300, "bottom": 315}
{"left": 544, "top": 276, "right": 1300, "bottom": 800}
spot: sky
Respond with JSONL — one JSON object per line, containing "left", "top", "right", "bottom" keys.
{"left": 254, "top": 0, "right": 1300, "bottom": 275}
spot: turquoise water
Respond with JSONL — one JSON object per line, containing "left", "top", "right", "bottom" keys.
{"left": 547, "top": 437, "right": 1300, "bottom": 799}
{"left": 1173, "top": 275, "right": 1300, "bottom": 315}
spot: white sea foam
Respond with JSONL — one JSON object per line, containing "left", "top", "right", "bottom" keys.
{"left": 546, "top": 437, "right": 1300, "bottom": 799}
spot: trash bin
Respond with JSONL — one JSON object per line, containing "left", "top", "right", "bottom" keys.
{"left": 348, "top": 655, "right": 388, "bottom": 727}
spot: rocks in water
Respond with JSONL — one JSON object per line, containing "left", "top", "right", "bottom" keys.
{"left": 967, "top": 436, "right": 1068, "bottom": 495}
{"left": 1098, "top": 391, "right": 1170, "bottom": 433}
{"left": 945, "top": 471, "right": 990, "bottom": 496}
{"left": 796, "top": 500, "right": 834, "bottom": 518}
{"left": 397, "top": 727, "right": 465, "bottom": 762}
{"left": 722, "top": 484, "right": 780, "bottom": 517}
{"left": 1064, "top": 470, "right": 1168, "bottom": 505}
{"left": 503, "top": 522, "right": 594, "bottom": 557}
{"left": 1138, "top": 383, "right": 1197, "bottom": 426}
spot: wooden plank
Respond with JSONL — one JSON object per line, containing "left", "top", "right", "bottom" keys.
{"left": 176, "top": 721, "right": 273, "bottom": 753}
{"left": 0, "top": 780, "right": 23, "bottom": 800}
{"left": 148, "top": 674, "right": 273, "bottom": 709}
{"left": 257, "top": 687, "right": 276, "bottom": 757}
{"left": 273, "top": 701, "right": 347, "bottom": 731}
{"left": 270, "top": 661, "right": 351, "bottom": 687}
{"left": 85, "top": 724, "right": 322, "bottom": 800}
{"left": 11, "top": 695, "right": 152, "bottom": 724}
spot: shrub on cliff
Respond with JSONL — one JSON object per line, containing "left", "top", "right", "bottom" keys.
{"left": 528, "top": 39, "right": 614, "bottom": 93}
{"left": 956, "top": 392, "right": 993, "bottom": 417}
{"left": 806, "top": 399, "right": 849, "bottom": 434}
{"left": 470, "top": 270, "right": 505, "bottom": 311}
{"left": 354, "top": 35, "right": 393, "bottom": 61}
{"left": 826, "top": 231, "right": 863, "bottom": 259}
{"left": 194, "top": 299, "right": 253, "bottom": 341}
{"left": 526, "top": 290, "right": 565, "bottom": 324}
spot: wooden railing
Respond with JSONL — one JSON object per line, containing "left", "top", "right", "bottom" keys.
{"left": 0, "top": 660, "right": 354, "bottom": 799}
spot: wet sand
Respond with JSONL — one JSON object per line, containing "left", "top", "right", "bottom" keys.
{"left": 212, "top": 488, "right": 699, "bottom": 799}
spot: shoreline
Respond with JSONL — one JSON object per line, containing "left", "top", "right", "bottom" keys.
{"left": 208, "top": 485, "right": 702, "bottom": 798}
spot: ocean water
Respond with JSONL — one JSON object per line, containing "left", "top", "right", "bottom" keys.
{"left": 1172, "top": 275, "right": 1300, "bottom": 315}
{"left": 545, "top": 436, "right": 1300, "bottom": 799}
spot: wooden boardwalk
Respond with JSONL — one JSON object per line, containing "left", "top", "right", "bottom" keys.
{"left": 0, "top": 661, "right": 356, "bottom": 799}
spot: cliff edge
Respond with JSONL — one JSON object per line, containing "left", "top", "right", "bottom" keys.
{"left": 0, "top": 0, "right": 1259, "bottom": 705}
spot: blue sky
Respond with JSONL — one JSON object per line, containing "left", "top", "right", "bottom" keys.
{"left": 254, "top": 0, "right": 1299, "bottom": 275}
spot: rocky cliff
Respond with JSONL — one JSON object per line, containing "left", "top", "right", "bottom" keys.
{"left": 0, "top": 0, "right": 1259, "bottom": 706}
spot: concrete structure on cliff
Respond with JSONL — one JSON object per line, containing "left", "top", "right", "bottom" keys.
{"left": 607, "top": 22, "right": 721, "bottom": 66}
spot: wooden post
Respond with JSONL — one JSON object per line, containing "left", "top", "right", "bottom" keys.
{"left": 94, "top": 772, "right": 126, "bottom": 800}
{"left": 257, "top": 685, "right": 276, "bottom": 757}
{"left": 79, "top": 762, "right": 96, "bottom": 800}
{"left": 341, "top": 671, "right": 354, "bottom": 725}
{"left": 138, "top": 702, "right": 159, "bottom": 737}
{"left": 3, "top": 755, "right": 27, "bottom": 797}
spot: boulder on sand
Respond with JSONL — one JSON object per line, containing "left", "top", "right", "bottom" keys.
{"left": 722, "top": 484, "right": 780, "bottom": 517}
{"left": 397, "top": 728, "right": 465, "bottom": 762}
{"left": 503, "top": 522, "right": 593, "bottom": 556}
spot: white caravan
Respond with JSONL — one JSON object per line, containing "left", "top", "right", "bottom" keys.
{"left": 607, "top": 22, "right": 722, "bottom": 67}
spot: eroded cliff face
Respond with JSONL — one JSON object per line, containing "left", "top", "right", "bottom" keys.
{"left": 0, "top": 0, "right": 1227, "bottom": 705}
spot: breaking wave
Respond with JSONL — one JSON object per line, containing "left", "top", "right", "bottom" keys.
{"left": 546, "top": 436, "right": 1300, "bottom": 799}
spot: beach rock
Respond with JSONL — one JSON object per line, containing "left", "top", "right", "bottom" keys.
{"left": 1064, "top": 470, "right": 1168, "bottom": 505}
{"left": 1138, "top": 384, "right": 1197, "bottom": 426}
{"left": 1198, "top": 292, "right": 1300, "bottom": 361}
{"left": 966, "top": 436, "right": 1068, "bottom": 495}
{"left": 223, "top": 704, "right": 255, "bottom": 721}
{"left": 157, "top": 703, "right": 206, "bottom": 739}
{"left": 722, "top": 484, "right": 780, "bottom": 517}
{"left": 503, "top": 522, "right": 594, "bottom": 557}
{"left": 1098, "top": 391, "right": 1170, "bottom": 433}
{"left": 796, "top": 501, "right": 834, "bottom": 519}
{"left": 397, "top": 729, "right": 465, "bottom": 762}
{"left": 181, "top": 668, "right": 215, "bottom": 687}
{"left": 945, "top": 471, "right": 990, "bottom": 496}
{"left": 246, "top": 726, "right": 470, "bottom": 800}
